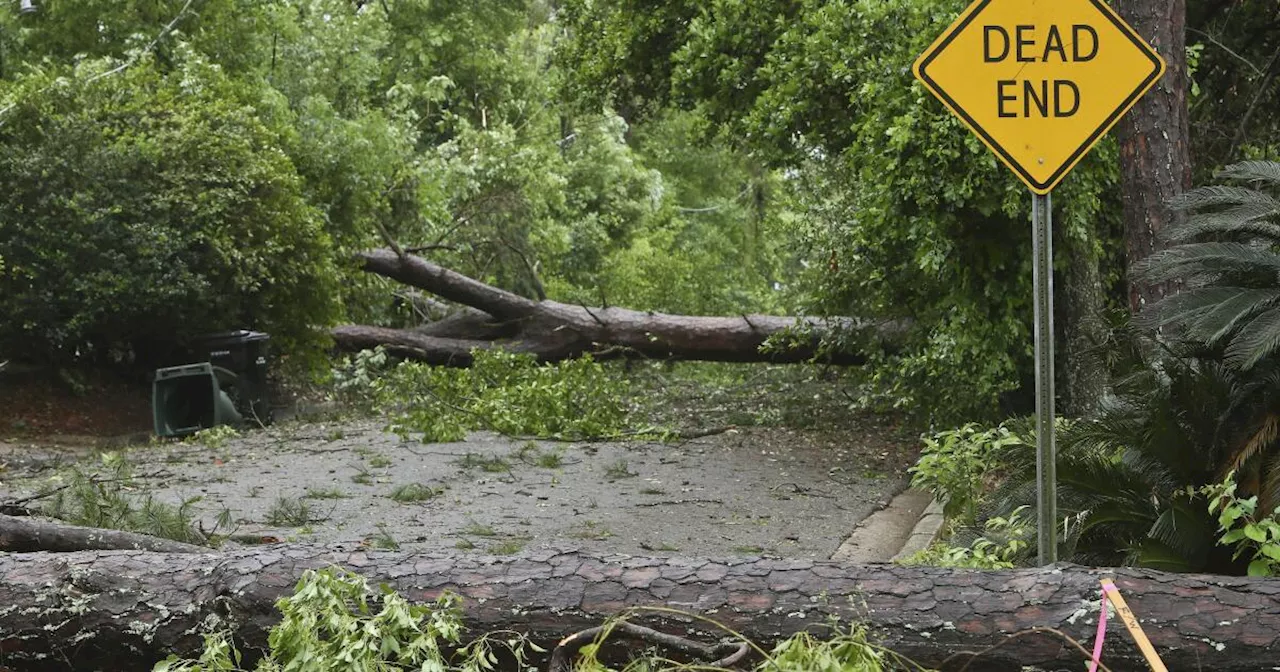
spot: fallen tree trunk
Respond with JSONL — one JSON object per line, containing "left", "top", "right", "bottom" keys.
{"left": 0, "top": 513, "right": 206, "bottom": 554}
{"left": 332, "top": 249, "right": 901, "bottom": 365}
{"left": 0, "top": 547, "right": 1276, "bottom": 671}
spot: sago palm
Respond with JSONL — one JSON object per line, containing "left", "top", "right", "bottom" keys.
{"left": 989, "top": 162, "right": 1280, "bottom": 572}
{"left": 1138, "top": 160, "right": 1280, "bottom": 510}
{"left": 1139, "top": 160, "right": 1280, "bottom": 369}
{"left": 989, "top": 352, "right": 1240, "bottom": 572}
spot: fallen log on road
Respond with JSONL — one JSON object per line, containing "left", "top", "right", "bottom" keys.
{"left": 0, "top": 547, "right": 1276, "bottom": 671}
{"left": 0, "top": 513, "right": 207, "bottom": 554}
{"left": 332, "top": 249, "right": 904, "bottom": 365}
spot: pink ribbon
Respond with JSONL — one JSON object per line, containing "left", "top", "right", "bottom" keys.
{"left": 1089, "top": 583, "right": 1115, "bottom": 672}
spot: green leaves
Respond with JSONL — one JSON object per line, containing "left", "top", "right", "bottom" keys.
{"left": 0, "top": 53, "right": 340, "bottom": 371}
{"left": 1203, "top": 473, "right": 1280, "bottom": 578}
{"left": 909, "top": 422, "right": 1027, "bottom": 524}
{"left": 366, "top": 349, "right": 634, "bottom": 443}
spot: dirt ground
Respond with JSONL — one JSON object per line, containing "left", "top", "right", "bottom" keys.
{"left": 0, "top": 412, "right": 920, "bottom": 559}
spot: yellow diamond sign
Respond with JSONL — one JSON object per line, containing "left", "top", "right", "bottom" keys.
{"left": 913, "top": 0, "right": 1165, "bottom": 194}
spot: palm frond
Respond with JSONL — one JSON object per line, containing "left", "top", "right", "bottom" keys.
{"left": 1145, "top": 498, "right": 1216, "bottom": 567}
{"left": 1129, "top": 538, "right": 1199, "bottom": 572}
{"left": 1137, "top": 242, "right": 1280, "bottom": 283}
{"left": 1215, "top": 160, "right": 1280, "bottom": 186}
{"left": 1139, "top": 287, "right": 1280, "bottom": 339}
{"left": 1224, "top": 308, "right": 1280, "bottom": 369}
{"left": 1260, "top": 452, "right": 1280, "bottom": 514}
{"left": 1219, "top": 412, "right": 1280, "bottom": 480}
{"left": 1164, "top": 204, "right": 1280, "bottom": 244}
{"left": 1185, "top": 288, "right": 1280, "bottom": 346}
{"left": 1171, "top": 185, "right": 1280, "bottom": 212}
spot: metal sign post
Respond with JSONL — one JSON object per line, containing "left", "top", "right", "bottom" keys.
{"left": 1032, "top": 192, "right": 1057, "bottom": 564}
{"left": 912, "top": 0, "right": 1167, "bottom": 565}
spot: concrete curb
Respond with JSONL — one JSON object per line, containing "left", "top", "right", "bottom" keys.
{"left": 890, "top": 497, "right": 946, "bottom": 562}
{"left": 830, "top": 487, "right": 934, "bottom": 563}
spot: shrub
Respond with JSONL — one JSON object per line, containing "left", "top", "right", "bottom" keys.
{"left": 909, "top": 423, "right": 1027, "bottom": 524}
{"left": 898, "top": 506, "right": 1033, "bottom": 569}
{"left": 1204, "top": 473, "right": 1280, "bottom": 577}
{"left": 0, "top": 54, "right": 340, "bottom": 371}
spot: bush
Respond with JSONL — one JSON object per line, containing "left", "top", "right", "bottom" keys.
{"left": 909, "top": 423, "right": 1027, "bottom": 524}
{"left": 898, "top": 506, "right": 1033, "bottom": 569}
{"left": 0, "top": 54, "right": 340, "bottom": 371}
{"left": 1204, "top": 473, "right": 1280, "bottom": 577}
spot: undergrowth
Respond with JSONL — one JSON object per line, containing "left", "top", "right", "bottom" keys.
{"left": 897, "top": 506, "right": 1033, "bottom": 569}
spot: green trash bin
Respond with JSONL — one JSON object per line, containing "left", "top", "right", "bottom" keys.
{"left": 152, "top": 363, "right": 243, "bottom": 438}
{"left": 192, "top": 330, "right": 272, "bottom": 425}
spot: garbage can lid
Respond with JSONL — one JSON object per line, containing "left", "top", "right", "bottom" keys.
{"left": 196, "top": 330, "right": 269, "bottom": 345}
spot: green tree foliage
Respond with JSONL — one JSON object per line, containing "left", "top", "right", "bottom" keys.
{"left": 909, "top": 423, "right": 1026, "bottom": 524}
{"left": 558, "top": 0, "right": 1124, "bottom": 420}
{"left": 0, "top": 53, "right": 338, "bottom": 367}
{"left": 0, "top": 0, "right": 786, "bottom": 373}
{"left": 1185, "top": 3, "right": 1280, "bottom": 173}
{"left": 333, "top": 348, "right": 633, "bottom": 442}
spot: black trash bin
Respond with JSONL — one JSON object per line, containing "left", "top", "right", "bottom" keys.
{"left": 192, "top": 330, "right": 272, "bottom": 425}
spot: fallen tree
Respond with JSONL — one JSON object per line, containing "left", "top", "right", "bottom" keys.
{"left": 0, "top": 513, "right": 206, "bottom": 554}
{"left": 0, "top": 546, "right": 1276, "bottom": 671}
{"left": 331, "top": 249, "right": 903, "bottom": 365}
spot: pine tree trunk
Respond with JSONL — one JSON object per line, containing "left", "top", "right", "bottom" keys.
{"left": 1058, "top": 223, "right": 1109, "bottom": 416}
{"left": 1114, "top": 0, "right": 1192, "bottom": 314}
{"left": 2, "top": 547, "right": 1280, "bottom": 671}
{"left": 331, "top": 250, "right": 906, "bottom": 365}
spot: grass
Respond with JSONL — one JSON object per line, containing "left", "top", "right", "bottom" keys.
{"left": 389, "top": 483, "right": 445, "bottom": 503}
{"left": 461, "top": 521, "right": 498, "bottom": 537}
{"left": 604, "top": 459, "right": 636, "bottom": 480}
{"left": 266, "top": 497, "right": 313, "bottom": 527}
{"left": 512, "top": 441, "right": 564, "bottom": 468}
{"left": 733, "top": 544, "right": 766, "bottom": 555}
{"left": 639, "top": 487, "right": 666, "bottom": 495}
{"left": 456, "top": 453, "right": 511, "bottom": 473}
{"left": 535, "top": 452, "right": 563, "bottom": 468}
{"left": 487, "top": 537, "right": 528, "bottom": 555}
{"left": 455, "top": 538, "right": 476, "bottom": 550}
{"left": 367, "top": 453, "right": 393, "bottom": 468}
{"left": 567, "top": 520, "right": 614, "bottom": 540}
{"left": 369, "top": 524, "right": 399, "bottom": 550}
{"left": 303, "top": 486, "right": 349, "bottom": 500}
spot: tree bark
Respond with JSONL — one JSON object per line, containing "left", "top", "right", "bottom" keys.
{"left": 0, "top": 514, "right": 207, "bottom": 554}
{"left": 1115, "top": 0, "right": 1192, "bottom": 314}
{"left": 332, "top": 250, "right": 903, "bottom": 365}
{"left": 1, "top": 547, "right": 1278, "bottom": 672}
{"left": 1058, "top": 223, "right": 1109, "bottom": 417}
